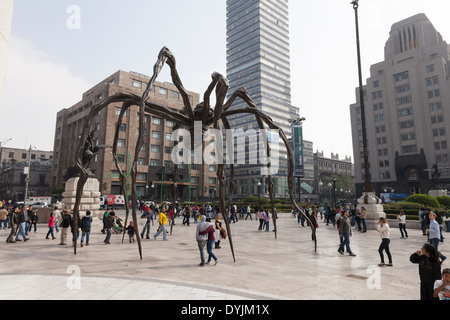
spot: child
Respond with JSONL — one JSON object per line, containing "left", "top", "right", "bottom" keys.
{"left": 434, "top": 268, "right": 450, "bottom": 300}
{"left": 126, "top": 221, "right": 135, "bottom": 243}
{"left": 46, "top": 212, "right": 56, "bottom": 240}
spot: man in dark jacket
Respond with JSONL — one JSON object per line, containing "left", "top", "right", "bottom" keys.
{"left": 59, "top": 210, "right": 71, "bottom": 245}
{"left": 104, "top": 211, "right": 115, "bottom": 244}
{"left": 6, "top": 206, "right": 20, "bottom": 243}
{"left": 337, "top": 210, "right": 356, "bottom": 256}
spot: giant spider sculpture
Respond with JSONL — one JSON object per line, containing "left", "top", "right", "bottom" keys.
{"left": 72, "top": 47, "right": 317, "bottom": 260}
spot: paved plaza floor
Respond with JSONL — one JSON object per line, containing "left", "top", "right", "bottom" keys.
{"left": 0, "top": 211, "right": 448, "bottom": 301}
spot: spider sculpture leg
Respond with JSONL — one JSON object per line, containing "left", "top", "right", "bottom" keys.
{"left": 221, "top": 90, "right": 318, "bottom": 252}
{"left": 222, "top": 88, "right": 279, "bottom": 238}
{"left": 112, "top": 101, "right": 141, "bottom": 247}
{"left": 207, "top": 73, "right": 237, "bottom": 262}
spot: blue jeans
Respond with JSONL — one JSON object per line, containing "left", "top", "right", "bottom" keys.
{"left": 153, "top": 225, "right": 167, "bottom": 240}
{"left": 361, "top": 218, "right": 367, "bottom": 231}
{"left": 15, "top": 222, "right": 27, "bottom": 240}
{"left": 265, "top": 221, "right": 270, "bottom": 231}
{"left": 338, "top": 233, "right": 352, "bottom": 254}
{"left": 46, "top": 227, "right": 55, "bottom": 239}
{"left": 206, "top": 240, "right": 217, "bottom": 262}
{"left": 81, "top": 230, "right": 90, "bottom": 243}
{"left": 429, "top": 237, "right": 447, "bottom": 260}
{"left": 197, "top": 240, "right": 206, "bottom": 264}
{"left": 0, "top": 219, "right": 7, "bottom": 228}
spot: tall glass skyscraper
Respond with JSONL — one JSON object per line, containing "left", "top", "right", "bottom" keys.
{"left": 226, "top": 0, "right": 299, "bottom": 198}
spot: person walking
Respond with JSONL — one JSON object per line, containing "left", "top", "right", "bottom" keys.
{"left": 376, "top": 217, "right": 393, "bottom": 266}
{"left": 53, "top": 206, "right": 61, "bottom": 233}
{"left": 428, "top": 212, "right": 447, "bottom": 262}
{"left": 410, "top": 243, "right": 443, "bottom": 300}
{"left": 397, "top": 210, "right": 408, "bottom": 239}
{"left": 258, "top": 208, "right": 264, "bottom": 230}
{"left": 153, "top": 209, "right": 168, "bottom": 240}
{"left": 27, "top": 205, "right": 38, "bottom": 233}
{"left": 214, "top": 214, "right": 224, "bottom": 249}
{"left": 104, "top": 211, "right": 115, "bottom": 244}
{"left": 360, "top": 207, "right": 367, "bottom": 232}
{"left": 183, "top": 205, "right": 191, "bottom": 226}
{"left": 126, "top": 221, "right": 136, "bottom": 243}
{"left": 6, "top": 206, "right": 20, "bottom": 243}
{"left": 199, "top": 218, "right": 218, "bottom": 265}
{"left": 337, "top": 210, "right": 356, "bottom": 256}
{"left": 419, "top": 208, "right": 427, "bottom": 236}
{"left": 0, "top": 206, "right": 8, "bottom": 229}
{"left": 140, "top": 206, "right": 154, "bottom": 239}
{"left": 15, "top": 205, "right": 29, "bottom": 242}
{"left": 263, "top": 209, "right": 270, "bottom": 232}
{"left": 80, "top": 211, "right": 92, "bottom": 247}
{"left": 245, "top": 204, "right": 252, "bottom": 220}
{"left": 59, "top": 210, "right": 71, "bottom": 245}
{"left": 196, "top": 215, "right": 209, "bottom": 267}
{"left": 46, "top": 212, "right": 56, "bottom": 240}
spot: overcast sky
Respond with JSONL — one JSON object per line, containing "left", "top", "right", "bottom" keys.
{"left": 2, "top": 0, "right": 450, "bottom": 161}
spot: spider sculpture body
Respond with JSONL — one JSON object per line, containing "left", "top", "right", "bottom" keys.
{"left": 72, "top": 47, "right": 317, "bottom": 260}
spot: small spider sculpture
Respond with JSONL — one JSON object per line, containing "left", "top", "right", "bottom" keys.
{"left": 72, "top": 47, "right": 317, "bottom": 260}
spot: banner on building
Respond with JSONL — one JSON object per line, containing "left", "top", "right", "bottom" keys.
{"left": 292, "top": 125, "right": 304, "bottom": 178}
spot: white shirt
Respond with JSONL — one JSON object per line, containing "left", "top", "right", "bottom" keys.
{"left": 376, "top": 223, "right": 390, "bottom": 239}
{"left": 434, "top": 280, "right": 450, "bottom": 300}
{"left": 397, "top": 214, "right": 406, "bottom": 224}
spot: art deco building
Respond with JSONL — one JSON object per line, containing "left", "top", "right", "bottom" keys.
{"left": 350, "top": 14, "right": 450, "bottom": 195}
{"left": 226, "top": 0, "right": 300, "bottom": 199}
{"left": 51, "top": 70, "right": 219, "bottom": 202}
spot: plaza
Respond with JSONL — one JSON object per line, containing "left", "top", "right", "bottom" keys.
{"left": 0, "top": 210, "right": 447, "bottom": 300}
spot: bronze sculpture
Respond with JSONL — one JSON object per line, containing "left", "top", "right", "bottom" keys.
{"left": 72, "top": 47, "right": 317, "bottom": 260}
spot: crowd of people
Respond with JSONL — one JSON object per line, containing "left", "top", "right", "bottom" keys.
{"left": 1, "top": 199, "right": 448, "bottom": 299}
{"left": 294, "top": 202, "right": 449, "bottom": 300}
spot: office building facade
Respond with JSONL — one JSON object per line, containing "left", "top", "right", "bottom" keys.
{"left": 226, "top": 0, "right": 299, "bottom": 199}
{"left": 350, "top": 14, "right": 450, "bottom": 195}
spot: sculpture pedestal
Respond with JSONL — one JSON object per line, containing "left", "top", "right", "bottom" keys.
{"left": 428, "top": 189, "right": 447, "bottom": 197}
{"left": 357, "top": 192, "right": 386, "bottom": 229}
{"left": 62, "top": 177, "right": 102, "bottom": 219}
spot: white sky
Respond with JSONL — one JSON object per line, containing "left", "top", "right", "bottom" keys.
{"left": 2, "top": 0, "right": 450, "bottom": 160}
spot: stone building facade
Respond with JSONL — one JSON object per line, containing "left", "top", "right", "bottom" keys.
{"left": 51, "top": 70, "right": 219, "bottom": 202}
{"left": 350, "top": 14, "right": 450, "bottom": 196}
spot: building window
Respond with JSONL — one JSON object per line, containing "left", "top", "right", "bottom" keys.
{"left": 394, "top": 71, "right": 409, "bottom": 82}
{"left": 132, "top": 80, "right": 142, "bottom": 88}
{"left": 398, "top": 107, "right": 413, "bottom": 117}
{"left": 150, "top": 159, "right": 160, "bottom": 167}
{"left": 164, "top": 161, "right": 173, "bottom": 168}
{"left": 136, "top": 173, "right": 147, "bottom": 181}
{"left": 159, "top": 87, "right": 168, "bottom": 95}
{"left": 152, "top": 117, "right": 162, "bottom": 125}
{"left": 171, "top": 91, "right": 179, "bottom": 99}
{"left": 117, "top": 154, "right": 125, "bottom": 163}
{"left": 151, "top": 145, "right": 160, "bottom": 153}
{"left": 116, "top": 107, "right": 127, "bottom": 116}
{"left": 152, "top": 131, "right": 161, "bottom": 139}
{"left": 117, "top": 139, "right": 126, "bottom": 147}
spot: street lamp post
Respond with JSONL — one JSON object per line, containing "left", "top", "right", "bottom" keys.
{"left": 257, "top": 180, "right": 262, "bottom": 210}
{"left": 351, "top": 0, "right": 372, "bottom": 194}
